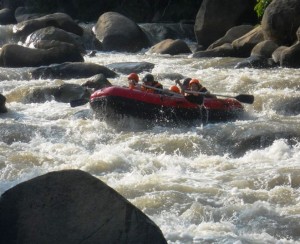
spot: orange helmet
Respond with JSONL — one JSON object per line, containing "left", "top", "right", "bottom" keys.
{"left": 169, "top": 85, "right": 180, "bottom": 93}
{"left": 128, "top": 73, "right": 139, "bottom": 82}
{"left": 189, "top": 78, "right": 200, "bottom": 86}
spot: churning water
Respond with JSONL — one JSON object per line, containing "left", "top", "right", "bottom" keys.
{"left": 1, "top": 48, "right": 300, "bottom": 243}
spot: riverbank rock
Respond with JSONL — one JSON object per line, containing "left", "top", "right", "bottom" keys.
{"left": 13, "top": 12, "right": 83, "bottom": 41}
{"left": 232, "top": 26, "right": 265, "bottom": 57}
{"left": 0, "top": 93, "right": 7, "bottom": 113}
{"left": 234, "top": 55, "right": 276, "bottom": 69}
{"left": 280, "top": 42, "right": 300, "bottom": 68}
{"left": 0, "top": 8, "right": 17, "bottom": 25}
{"left": 25, "top": 26, "right": 85, "bottom": 53}
{"left": 194, "top": 0, "right": 256, "bottom": 48}
{"left": 0, "top": 43, "right": 83, "bottom": 67}
{"left": 23, "top": 83, "right": 88, "bottom": 103}
{"left": 272, "top": 46, "right": 288, "bottom": 63}
{"left": 208, "top": 25, "right": 254, "bottom": 50}
{"left": 192, "top": 43, "right": 239, "bottom": 58}
{"left": 81, "top": 74, "right": 112, "bottom": 90}
{"left": 148, "top": 39, "right": 191, "bottom": 55}
{"left": 30, "top": 62, "right": 117, "bottom": 79}
{"left": 93, "top": 11, "right": 150, "bottom": 52}
{"left": 0, "top": 170, "right": 167, "bottom": 244}
{"left": 261, "top": 0, "right": 300, "bottom": 45}
{"left": 106, "top": 61, "right": 155, "bottom": 74}
{"left": 251, "top": 40, "right": 279, "bottom": 58}
{"left": 271, "top": 42, "right": 300, "bottom": 68}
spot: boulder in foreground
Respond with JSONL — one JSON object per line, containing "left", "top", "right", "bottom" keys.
{"left": 0, "top": 169, "right": 167, "bottom": 244}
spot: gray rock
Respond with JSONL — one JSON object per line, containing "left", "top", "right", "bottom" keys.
{"left": 234, "top": 55, "right": 277, "bottom": 69}
{"left": 0, "top": 170, "right": 167, "bottom": 244}
{"left": 194, "top": 0, "right": 254, "bottom": 48}
{"left": 272, "top": 46, "right": 288, "bottom": 63}
{"left": 0, "top": 43, "right": 83, "bottom": 67}
{"left": 25, "top": 26, "right": 85, "bottom": 53}
{"left": 93, "top": 12, "right": 150, "bottom": 52}
{"left": 261, "top": 0, "right": 300, "bottom": 45}
{"left": 0, "top": 93, "right": 7, "bottom": 113}
{"left": 30, "top": 62, "right": 117, "bottom": 79}
{"left": 280, "top": 42, "right": 300, "bottom": 68}
{"left": 208, "top": 25, "right": 254, "bottom": 50}
{"left": 193, "top": 43, "right": 239, "bottom": 58}
{"left": 0, "top": 8, "right": 16, "bottom": 25}
{"left": 23, "top": 83, "right": 88, "bottom": 103}
{"left": 232, "top": 26, "right": 265, "bottom": 57}
{"left": 251, "top": 40, "right": 279, "bottom": 58}
{"left": 106, "top": 61, "right": 154, "bottom": 74}
{"left": 13, "top": 12, "right": 83, "bottom": 40}
{"left": 148, "top": 39, "right": 191, "bottom": 55}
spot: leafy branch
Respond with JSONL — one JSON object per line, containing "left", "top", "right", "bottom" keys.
{"left": 254, "top": 0, "right": 272, "bottom": 18}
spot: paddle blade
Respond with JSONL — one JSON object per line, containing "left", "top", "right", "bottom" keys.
{"left": 70, "top": 98, "right": 89, "bottom": 107}
{"left": 184, "top": 95, "right": 204, "bottom": 105}
{"left": 234, "top": 94, "right": 254, "bottom": 104}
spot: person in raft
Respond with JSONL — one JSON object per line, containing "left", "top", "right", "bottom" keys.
{"left": 175, "top": 77, "right": 191, "bottom": 95}
{"left": 142, "top": 73, "right": 163, "bottom": 93}
{"left": 127, "top": 73, "right": 140, "bottom": 90}
{"left": 188, "top": 78, "right": 216, "bottom": 98}
{"left": 169, "top": 85, "right": 181, "bottom": 94}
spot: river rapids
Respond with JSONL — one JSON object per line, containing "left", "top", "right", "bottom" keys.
{"left": 1, "top": 40, "right": 300, "bottom": 243}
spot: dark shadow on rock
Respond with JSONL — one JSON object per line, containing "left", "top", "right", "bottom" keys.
{"left": 0, "top": 170, "right": 167, "bottom": 244}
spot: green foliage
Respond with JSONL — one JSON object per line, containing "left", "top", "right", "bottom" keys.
{"left": 254, "top": 0, "right": 272, "bottom": 18}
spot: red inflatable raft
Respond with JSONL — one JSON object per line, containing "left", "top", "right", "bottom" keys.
{"left": 90, "top": 86, "right": 244, "bottom": 124}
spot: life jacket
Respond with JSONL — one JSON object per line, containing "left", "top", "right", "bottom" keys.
{"left": 142, "top": 81, "right": 163, "bottom": 93}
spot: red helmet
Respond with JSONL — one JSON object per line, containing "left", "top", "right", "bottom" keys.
{"left": 128, "top": 73, "right": 139, "bottom": 82}
{"left": 189, "top": 78, "right": 200, "bottom": 86}
{"left": 169, "top": 85, "right": 180, "bottom": 93}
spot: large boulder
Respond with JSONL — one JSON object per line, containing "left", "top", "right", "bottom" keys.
{"left": 81, "top": 74, "right": 112, "bottom": 90}
{"left": 194, "top": 0, "right": 255, "bottom": 48}
{"left": 280, "top": 42, "right": 300, "bottom": 68}
{"left": 0, "top": 93, "right": 7, "bottom": 113}
{"left": 30, "top": 62, "right": 117, "bottom": 79}
{"left": 251, "top": 40, "right": 279, "bottom": 58}
{"left": 148, "top": 39, "right": 191, "bottom": 55}
{"left": 0, "top": 8, "right": 17, "bottom": 25}
{"left": 192, "top": 43, "right": 239, "bottom": 58}
{"left": 208, "top": 25, "right": 254, "bottom": 50}
{"left": 106, "top": 61, "right": 155, "bottom": 74}
{"left": 25, "top": 26, "right": 85, "bottom": 53}
{"left": 0, "top": 43, "right": 83, "bottom": 67}
{"left": 13, "top": 12, "right": 83, "bottom": 41}
{"left": 0, "top": 170, "right": 167, "bottom": 244}
{"left": 232, "top": 26, "right": 265, "bottom": 57}
{"left": 22, "top": 83, "right": 88, "bottom": 103}
{"left": 93, "top": 11, "right": 150, "bottom": 52}
{"left": 261, "top": 0, "right": 300, "bottom": 45}
{"left": 272, "top": 46, "right": 288, "bottom": 64}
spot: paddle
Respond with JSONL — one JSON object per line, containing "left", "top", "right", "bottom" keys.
{"left": 70, "top": 98, "right": 89, "bottom": 107}
{"left": 185, "top": 90, "right": 254, "bottom": 104}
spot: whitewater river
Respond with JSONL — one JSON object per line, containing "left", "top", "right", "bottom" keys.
{"left": 1, "top": 49, "right": 300, "bottom": 243}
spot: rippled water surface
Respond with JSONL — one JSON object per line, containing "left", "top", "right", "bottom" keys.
{"left": 1, "top": 50, "right": 300, "bottom": 243}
